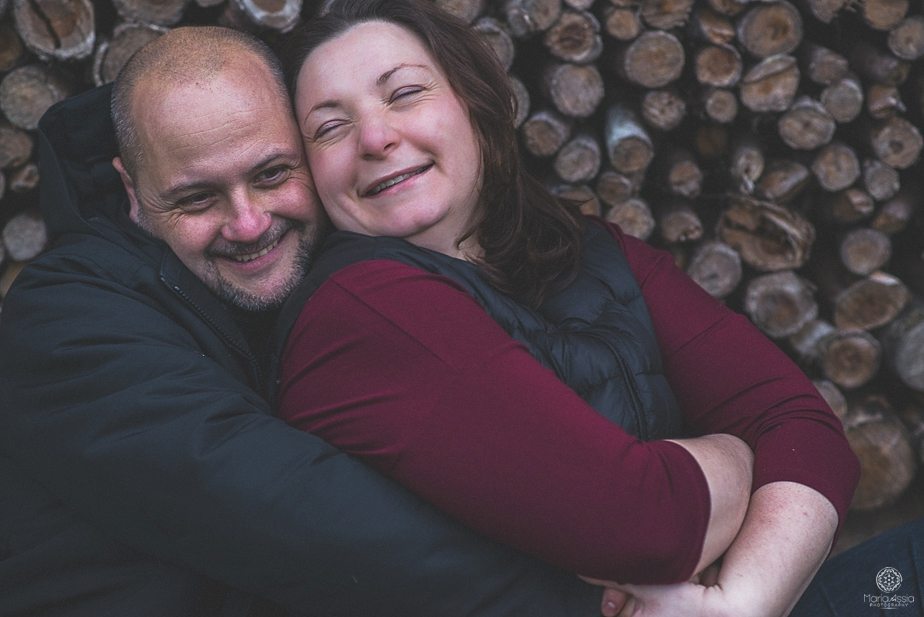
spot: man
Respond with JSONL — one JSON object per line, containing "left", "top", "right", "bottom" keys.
{"left": 0, "top": 26, "right": 603, "bottom": 616}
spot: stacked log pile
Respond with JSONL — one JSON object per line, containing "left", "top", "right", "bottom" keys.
{"left": 2, "top": 0, "right": 924, "bottom": 544}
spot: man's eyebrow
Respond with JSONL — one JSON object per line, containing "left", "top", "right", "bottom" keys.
{"left": 162, "top": 152, "right": 292, "bottom": 196}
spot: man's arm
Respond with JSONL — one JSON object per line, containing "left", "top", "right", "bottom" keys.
{"left": 0, "top": 253, "right": 602, "bottom": 616}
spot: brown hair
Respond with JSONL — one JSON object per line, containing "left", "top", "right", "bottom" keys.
{"left": 283, "top": 0, "right": 584, "bottom": 306}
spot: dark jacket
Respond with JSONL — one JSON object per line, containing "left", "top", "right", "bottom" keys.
{"left": 0, "top": 84, "right": 601, "bottom": 615}
{"left": 273, "top": 223, "right": 682, "bottom": 440}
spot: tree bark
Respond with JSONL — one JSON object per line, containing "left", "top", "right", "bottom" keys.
{"left": 0, "top": 20, "right": 25, "bottom": 72}
{"left": 729, "top": 133, "right": 765, "bottom": 194}
{"left": 604, "top": 104, "right": 654, "bottom": 174}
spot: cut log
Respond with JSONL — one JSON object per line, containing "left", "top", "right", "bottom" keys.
{"left": 694, "top": 44, "right": 742, "bottom": 87}
{"left": 640, "top": 88, "right": 687, "bottom": 131}
{"left": 804, "top": 0, "right": 847, "bottom": 23}
{"left": 604, "top": 196, "right": 655, "bottom": 240}
{"left": 813, "top": 378, "right": 847, "bottom": 422}
{"left": 729, "top": 133, "right": 765, "bottom": 194}
{"left": 777, "top": 96, "right": 835, "bottom": 150}
{"left": 504, "top": 0, "right": 562, "bottom": 37}
{"left": 595, "top": 169, "right": 642, "bottom": 207}
{"left": 811, "top": 141, "right": 860, "bottom": 192}
{"left": 112, "top": 0, "right": 188, "bottom": 26}
{"left": 0, "top": 260, "right": 26, "bottom": 299}
{"left": 717, "top": 193, "right": 815, "bottom": 271}
{"left": 800, "top": 43, "right": 848, "bottom": 86}
{"left": 848, "top": 41, "right": 909, "bottom": 86}
{"left": 0, "top": 122, "right": 33, "bottom": 170}
{"left": 818, "top": 329, "right": 882, "bottom": 390}
{"left": 551, "top": 183, "right": 601, "bottom": 216}
{"left": 860, "top": 0, "right": 908, "bottom": 31}
{"left": 843, "top": 394, "right": 917, "bottom": 511}
{"left": 739, "top": 54, "right": 800, "bottom": 113}
{"left": 820, "top": 73, "right": 864, "bottom": 124}
{"left": 869, "top": 116, "right": 923, "bottom": 169}
{"left": 543, "top": 8, "right": 602, "bottom": 64}
{"left": 601, "top": 5, "right": 641, "bottom": 41}
{"left": 824, "top": 188, "right": 875, "bottom": 225}
{"left": 657, "top": 147, "right": 703, "bottom": 198}
{"left": 0, "top": 64, "right": 70, "bottom": 131}
{"left": 194, "top": 0, "right": 225, "bottom": 6}
{"left": 871, "top": 187, "right": 917, "bottom": 234}
{"left": 434, "top": 0, "right": 487, "bottom": 23}
{"left": 604, "top": 104, "right": 654, "bottom": 174}
{"left": 706, "top": 0, "right": 747, "bottom": 17}
{"left": 693, "top": 123, "right": 729, "bottom": 161}
{"left": 690, "top": 4, "right": 735, "bottom": 45}
{"left": 833, "top": 271, "right": 910, "bottom": 331}
{"left": 553, "top": 132, "right": 601, "bottom": 183}
{"left": 866, "top": 83, "right": 905, "bottom": 120}
{"left": 888, "top": 15, "right": 924, "bottom": 61}
{"left": 92, "top": 23, "right": 166, "bottom": 87}
{"left": 474, "top": 17, "right": 515, "bottom": 71}
{"left": 862, "top": 158, "right": 900, "bottom": 202}
{"left": 520, "top": 108, "right": 572, "bottom": 157}
{"left": 700, "top": 86, "right": 738, "bottom": 123}
{"left": 542, "top": 62, "right": 604, "bottom": 118}
{"left": 755, "top": 159, "right": 811, "bottom": 204}
{"left": 8, "top": 162, "right": 38, "bottom": 193}
{"left": 840, "top": 227, "right": 892, "bottom": 276}
{"left": 735, "top": 1, "right": 803, "bottom": 58}
{"left": 685, "top": 239, "right": 742, "bottom": 298}
{"left": 744, "top": 270, "right": 818, "bottom": 338}
{"left": 230, "top": 0, "right": 300, "bottom": 32}
{"left": 896, "top": 404, "right": 924, "bottom": 465}
{"left": 2, "top": 208, "right": 46, "bottom": 261}
{"left": 883, "top": 301, "right": 924, "bottom": 392}
{"left": 0, "top": 21, "right": 25, "bottom": 72}
{"left": 613, "top": 30, "right": 685, "bottom": 88}
{"left": 12, "top": 0, "right": 95, "bottom": 61}
{"left": 0, "top": 170, "right": 5, "bottom": 203}
{"left": 639, "top": 0, "right": 694, "bottom": 31}
{"left": 656, "top": 198, "right": 703, "bottom": 244}
{"left": 510, "top": 75, "right": 530, "bottom": 128}
{"left": 789, "top": 318, "right": 835, "bottom": 364}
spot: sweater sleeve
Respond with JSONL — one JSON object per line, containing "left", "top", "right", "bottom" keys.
{"left": 603, "top": 220, "right": 860, "bottom": 530}
{"left": 278, "top": 259, "right": 711, "bottom": 584}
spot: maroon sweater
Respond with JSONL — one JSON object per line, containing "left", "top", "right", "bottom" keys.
{"left": 278, "top": 221, "right": 859, "bottom": 583}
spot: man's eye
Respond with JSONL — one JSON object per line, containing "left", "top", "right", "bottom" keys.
{"left": 177, "top": 193, "right": 214, "bottom": 211}
{"left": 257, "top": 166, "right": 288, "bottom": 184}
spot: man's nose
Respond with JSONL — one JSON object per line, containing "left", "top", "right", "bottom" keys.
{"left": 222, "top": 193, "right": 271, "bottom": 243}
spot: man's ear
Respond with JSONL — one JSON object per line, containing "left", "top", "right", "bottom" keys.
{"left": 112, "top": 157, "right": 142, "bottom": 224}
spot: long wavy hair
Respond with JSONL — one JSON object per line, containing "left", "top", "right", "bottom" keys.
{"left": 282, "top": 0, "right": 584, "bottom": 306}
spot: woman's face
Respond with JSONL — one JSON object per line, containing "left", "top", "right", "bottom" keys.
{"left": 295, "top": 20, "right": 483, "bottom": 258}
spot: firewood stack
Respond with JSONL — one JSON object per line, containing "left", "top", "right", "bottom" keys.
{"left": 2, "top": 0, "right": 924, "bottom": 528}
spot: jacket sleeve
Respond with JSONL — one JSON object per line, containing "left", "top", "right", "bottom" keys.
{"left": 279, "top": 259, "right": 713, "bottom": 584}
{"left": 607, "top": 221, "right": 860, "bottom": 530}
{"left": 0, "top": 252, "right": 601, "bottom": 617}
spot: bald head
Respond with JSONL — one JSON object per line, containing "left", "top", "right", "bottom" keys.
{"left": 111, "top": 26, "right": 288, "bottom": 179}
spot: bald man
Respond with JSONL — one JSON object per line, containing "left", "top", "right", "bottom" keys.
{"left": 0, "top": 26, "right": 604, "bottom": 617}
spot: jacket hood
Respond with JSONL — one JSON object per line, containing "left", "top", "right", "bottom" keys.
{"left": 37, "top": 83, "right": 126, "bottom": 241}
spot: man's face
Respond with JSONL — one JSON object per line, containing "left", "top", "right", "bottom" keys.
{"left": 115, "top": 53, "right": 324, "bottom": 311}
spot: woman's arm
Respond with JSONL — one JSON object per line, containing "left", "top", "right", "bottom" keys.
{"left": 609, "top": 221, "right": 859, "bottom": 616}
{"left": 278, "top": 259, "right": 752, "bottom": 584}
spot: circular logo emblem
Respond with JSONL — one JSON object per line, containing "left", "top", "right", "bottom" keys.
{"left": 876, "top": 567, "right": 903, "bottom": 593}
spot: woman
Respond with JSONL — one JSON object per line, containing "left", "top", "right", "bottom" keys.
{"left": 272, "top": 1, "right": 859, "bottom": 614}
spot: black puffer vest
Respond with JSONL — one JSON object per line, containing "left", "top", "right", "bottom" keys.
{"left": 275, "top": 220, "right": 682, "bottom": 440}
